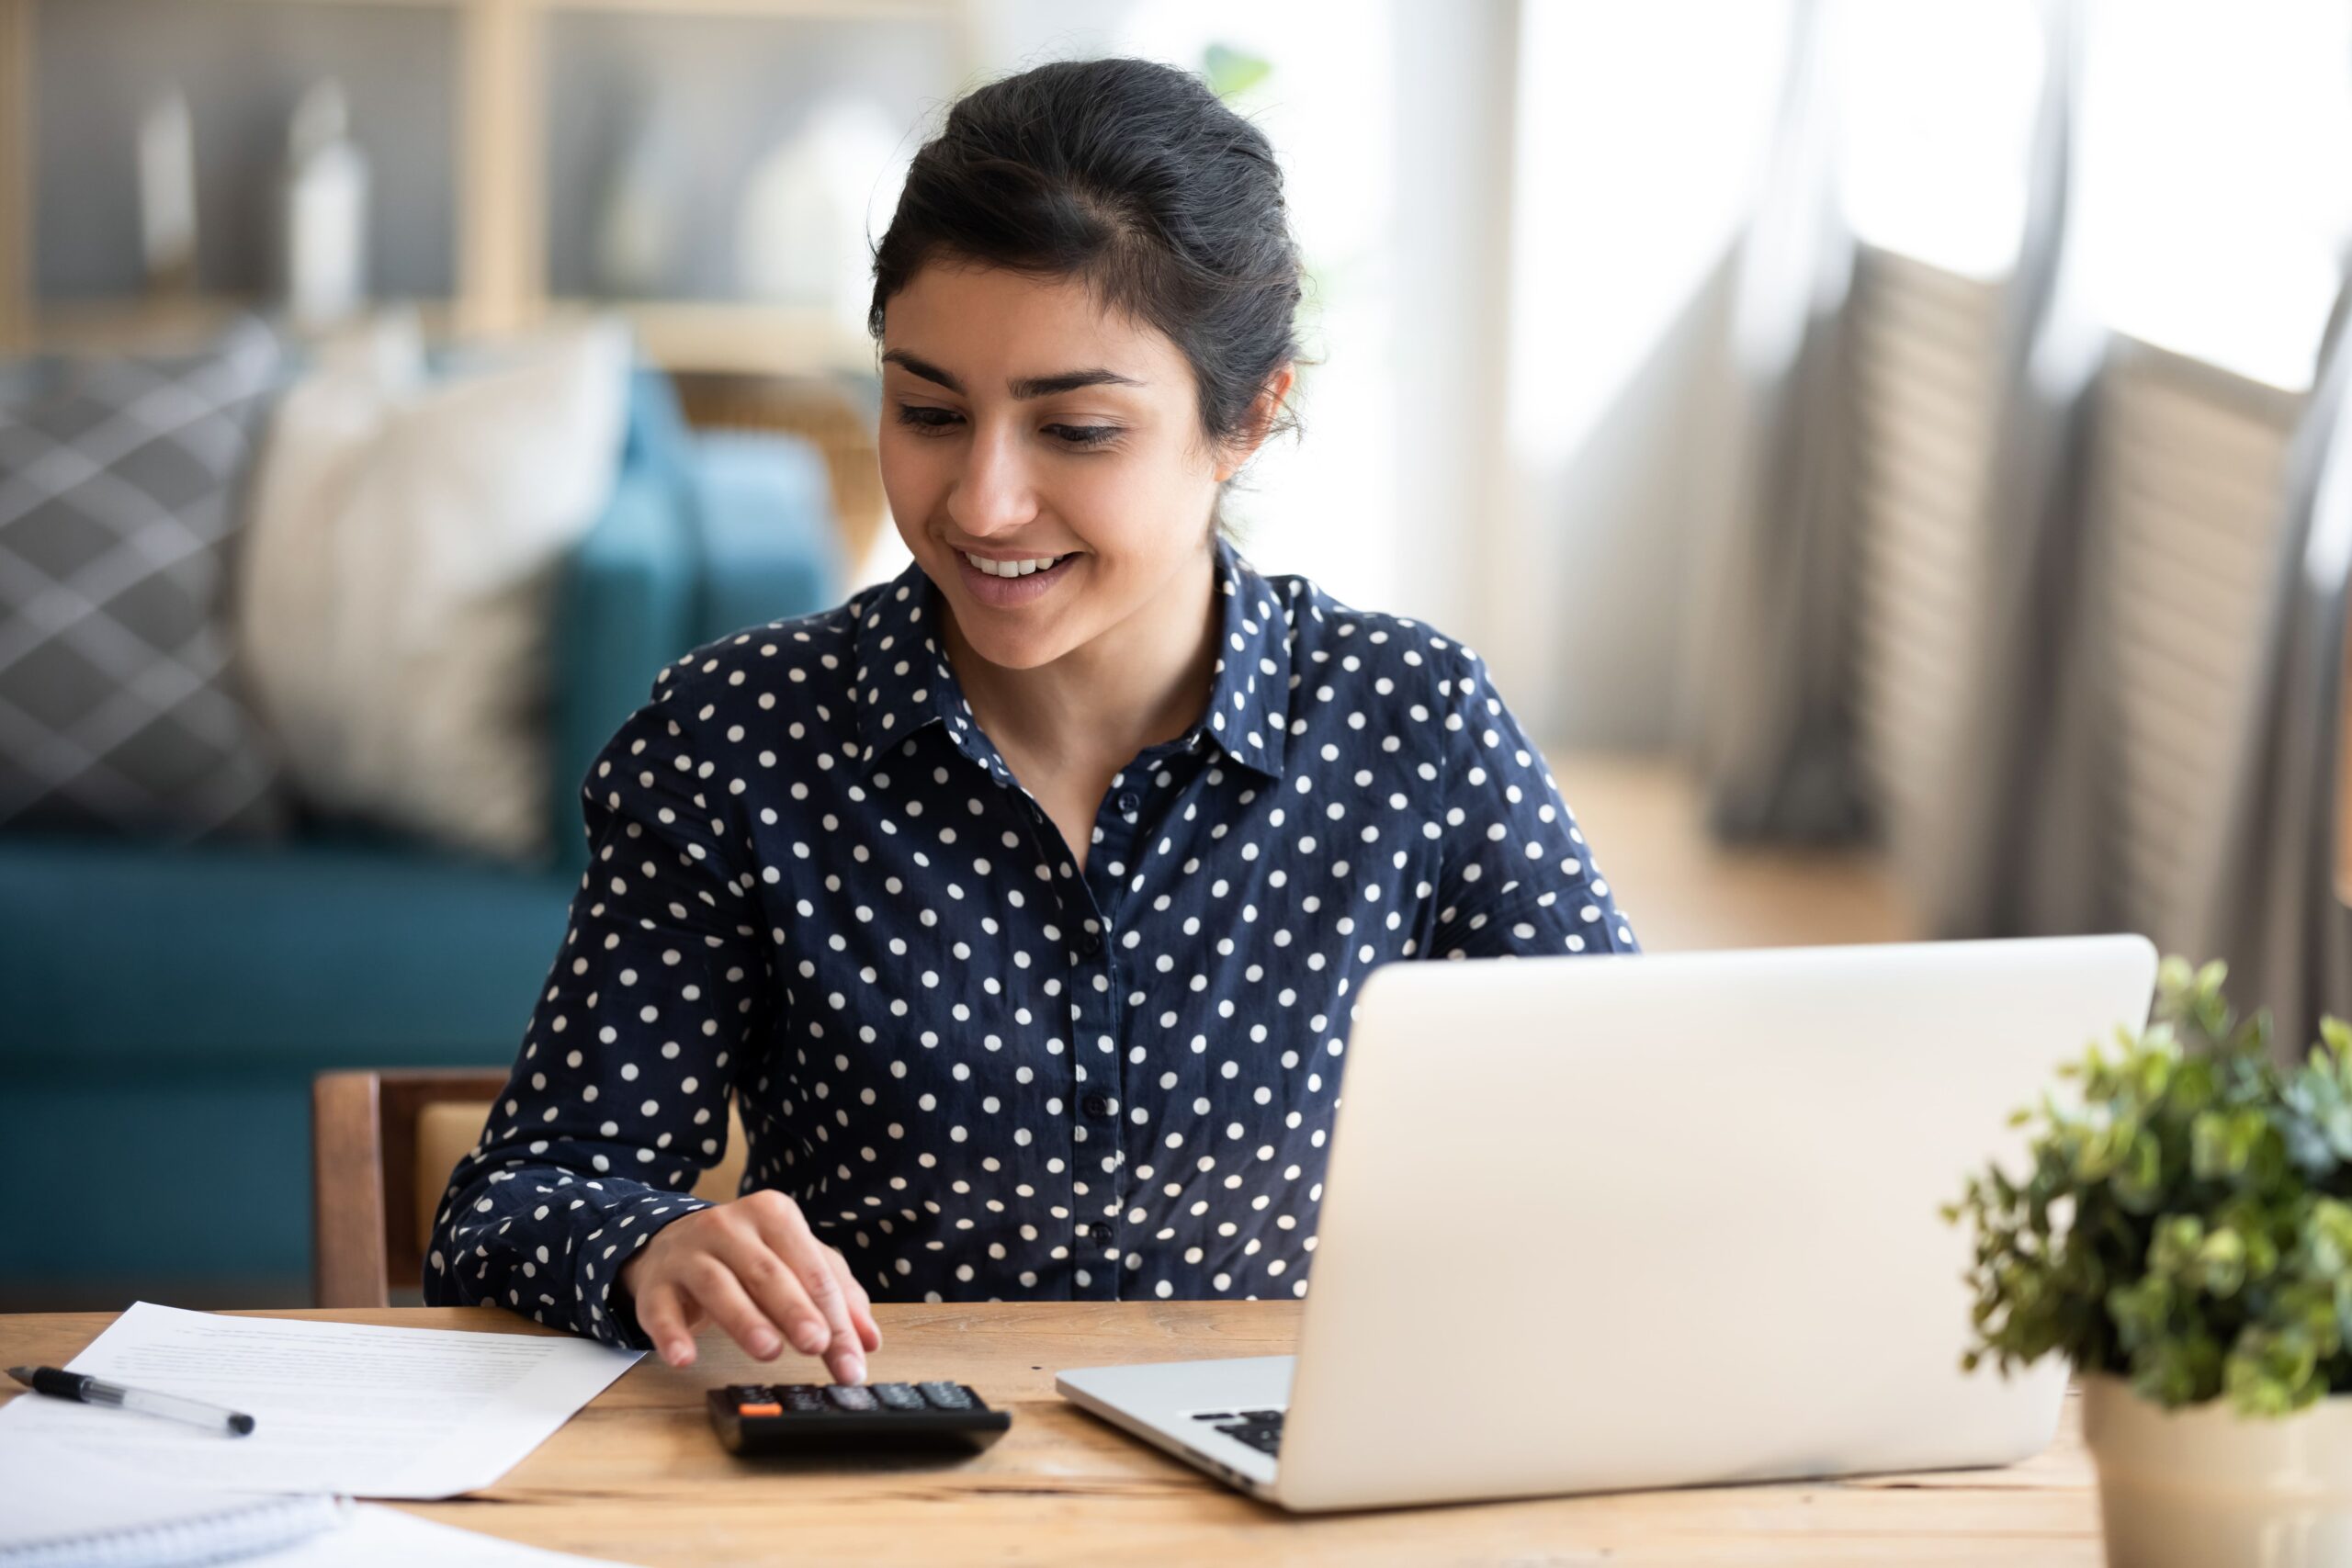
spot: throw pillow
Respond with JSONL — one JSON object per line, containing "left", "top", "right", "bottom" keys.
{"left": 0, "top": 314, "right": 291, "bottom": 838}
{"left": 233, "top": 309, "right": 631, "bottom": 863}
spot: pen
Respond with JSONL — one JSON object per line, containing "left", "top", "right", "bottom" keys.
{"left": 6, "top": 1364, "right": 256, "bottom": 1436}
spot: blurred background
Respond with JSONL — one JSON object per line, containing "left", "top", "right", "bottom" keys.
{"left": 2, "top": 0, "right": 2347, "bottom": 1310}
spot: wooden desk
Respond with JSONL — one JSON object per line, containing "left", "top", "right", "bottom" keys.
{"left": 0, "top": 1303, "right": 2102, "bottom": 1565}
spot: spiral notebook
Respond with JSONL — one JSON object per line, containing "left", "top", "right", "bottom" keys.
{"left": 0, "top": 1433, "right": 352, "bottom": 1567}
{"left": 0, "top": 1436, "right": 633, "bottom": 1567}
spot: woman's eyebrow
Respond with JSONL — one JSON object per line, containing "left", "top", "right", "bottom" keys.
{"left": 883, "top": 350, "right": 1143, "bottom": 400}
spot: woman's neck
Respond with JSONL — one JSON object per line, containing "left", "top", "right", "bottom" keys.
{"left": 941, "top": 541, "right": 1222, "bottom": 776}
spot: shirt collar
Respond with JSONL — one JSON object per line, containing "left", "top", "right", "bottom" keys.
{"left": 1196, "top": 534, "right": 1292, "bottom": 780}
{"left": 849, "top": 535, "right": 1292, "bottom": 783}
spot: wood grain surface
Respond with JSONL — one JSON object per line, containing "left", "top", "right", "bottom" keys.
{"left": 0, "top": 1303, "right": 2103, "bottom": 1566}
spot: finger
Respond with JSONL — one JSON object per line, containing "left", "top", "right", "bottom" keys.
{"left": 748, "top": 1204, "right": 865, "bottom": 1382}
{"left": 708, "top": 1221, "right": 832, "bottom": 1362}
{"left": 833, "top": 1254, "right": 882, "bottom": 1353}
{"left": 680, "top": 1253, "right": 791, "bottom": 1362}
{"left": 632, "top": 1279, "right": 697, "bottom": 1368}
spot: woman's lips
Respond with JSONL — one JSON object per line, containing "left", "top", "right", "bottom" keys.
{"left": 955, "top": 551, "right": 1082, "bottom": 607}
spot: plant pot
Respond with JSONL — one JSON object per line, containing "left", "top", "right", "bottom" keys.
{"left": 2082, "top": 1373, "right": 2352, "bottom": 1567}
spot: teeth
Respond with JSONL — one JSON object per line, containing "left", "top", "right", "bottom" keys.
{"left": 964, "top": 551, "right": 1069, "bottom": 578}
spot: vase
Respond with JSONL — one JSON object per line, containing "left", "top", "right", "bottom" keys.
{"left": 2083, "top": 1372, "right": 2352, "bottom": 1567}
{"left": 734, "top": 95, "right": 908, "bottom": 341}
{"left": 279, "top": 78, "right": 370, "bottom": 328}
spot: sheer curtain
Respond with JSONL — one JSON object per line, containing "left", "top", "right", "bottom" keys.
{"left": 2199, "top": 269, "right": 2352, "bottom": 1059}
{"left": 1922, "top": 0, "right": 2113, "bottom": 938}
{"left": 1687, "top": 0, "right": 1869, "bottom": 841}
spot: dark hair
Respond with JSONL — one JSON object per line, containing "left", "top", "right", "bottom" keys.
{"left": 869, "top": 58, "right": 1305, "bottom": 485}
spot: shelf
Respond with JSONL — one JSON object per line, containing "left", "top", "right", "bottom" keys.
{"left": 211, "top": 0, "right": 958, "bottom": 19}
{"left": 3, "top": 0, "right": 975, "bottom": 360}
{"left": 25, "top": 294, "right": 455, "bottom": 353}
{"left": 561, "top": 299, "right": 877, "bottom": 378}
{"left": 528, "top": 0, "right": 956, "bottom": 17}
{"left": 26, "top": 294, "right": 876, "bottom": 379}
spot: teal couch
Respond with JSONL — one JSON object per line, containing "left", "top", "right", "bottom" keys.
{"left": 0, "top": 368, "right": 844, "bottom": 1305}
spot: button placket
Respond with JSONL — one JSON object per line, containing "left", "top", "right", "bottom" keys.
{"left": 1061, "top": 897, "right": 1115, "bottom": 1301}
{"left": 1064, "top": 776, "right": 1150, "bottom": 1300}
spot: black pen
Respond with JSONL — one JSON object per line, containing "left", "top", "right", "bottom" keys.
{"left": 6, "top": 1364, "right": 256, "bottom": 1436}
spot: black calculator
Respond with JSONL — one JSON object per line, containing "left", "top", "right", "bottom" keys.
{"left": 707, "top": 1381, "right": 1012, "bottom": 1455}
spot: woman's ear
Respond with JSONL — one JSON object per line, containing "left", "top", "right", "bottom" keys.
{"left": 1214, "top": 365, "right": 1298, "bottom": 482}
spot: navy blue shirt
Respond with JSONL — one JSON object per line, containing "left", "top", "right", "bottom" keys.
{"left": 424, "top": 536, "right": 1640, "bottom": 1348}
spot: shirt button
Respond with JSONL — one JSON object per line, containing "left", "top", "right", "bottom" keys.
{"left": 1115, "top": 791, "right": 1139, "bottom": 815}
{"left": 1090, "top": 1222, "right": 1114, "bottom": 1245}
{"left": 1079, "top": 929, "right": 1103, "bottom": 956}
{"left": 1081, "top": 1092, "right": 1113, "bottom": 1118}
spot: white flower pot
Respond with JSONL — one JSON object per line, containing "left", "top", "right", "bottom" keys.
{"left": 2083, "top": 1373, "right": 2352, "bottom": 1567}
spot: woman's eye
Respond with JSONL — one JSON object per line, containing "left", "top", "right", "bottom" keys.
{"left": 894, "top": 403, "right": 962, "bottom": 434}
{"left": 893, "top": 404, "right": 1116, "bottom": 449}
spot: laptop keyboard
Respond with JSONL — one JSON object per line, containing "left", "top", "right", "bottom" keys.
{"left": 1191, "top": 1407, "right": 1285, "bottom": 1456}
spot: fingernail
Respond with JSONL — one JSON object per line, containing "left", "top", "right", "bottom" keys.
{"left": 751, "top": 1330, "right": 780, "bottom": 1358}
{"left": 669, "top": 1341, "right": 693, "bottom": 1366}
{"left": 845, "top": 1355, "right": 866, "bottom": 1384}
{"left": 795, "top": 1320, "right": 829, "bottom": 1355}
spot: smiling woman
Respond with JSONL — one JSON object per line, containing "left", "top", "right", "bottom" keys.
{"left": 875, "top": 262, "right": 1283, "bottom": 807}
{"left": 423, "top": 56, "right": 1640, "bottom": 1382}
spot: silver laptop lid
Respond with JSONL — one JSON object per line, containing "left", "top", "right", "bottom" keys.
{"left": 1272, "top": 935, "right": 2155, "bottom": 1511}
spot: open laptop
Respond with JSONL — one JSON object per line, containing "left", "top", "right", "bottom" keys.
{"left": 1057, "top": 934, "right": 2157, "bottom": 1513}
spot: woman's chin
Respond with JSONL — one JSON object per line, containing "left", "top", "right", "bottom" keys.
{"left": 955, "top": 623, "right": 1072, "bottom": 672}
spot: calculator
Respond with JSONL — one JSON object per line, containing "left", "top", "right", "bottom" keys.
{"left": 707, "top": 1381, "right": 1012, "bottom": 1455}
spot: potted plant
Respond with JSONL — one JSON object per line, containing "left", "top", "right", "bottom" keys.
{"left": 1949, "top": 955, "right": 2352, "bottom": 1568}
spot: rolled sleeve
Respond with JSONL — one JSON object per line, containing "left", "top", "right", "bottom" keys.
{"left": 423, "top": 668, "right": 775, "bottom": 1348}
{"left": 1427, "top": 648, "right": 1641, "bottom": 960}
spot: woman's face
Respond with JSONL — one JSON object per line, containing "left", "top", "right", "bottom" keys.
{"left": 876, "top": 260, "right": 1239, "bottom": 672}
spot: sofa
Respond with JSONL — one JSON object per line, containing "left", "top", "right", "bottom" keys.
{"left": 0, "top": 367, "right": 844, "bottom": 1305}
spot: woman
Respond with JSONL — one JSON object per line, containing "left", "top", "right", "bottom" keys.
{"left": 425, "top": 57, "right": 1638, "bottom": 1385}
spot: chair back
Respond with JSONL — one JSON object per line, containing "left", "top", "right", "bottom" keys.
{"left": 312, "top": 1067, "right": 750, "bottom": 1307}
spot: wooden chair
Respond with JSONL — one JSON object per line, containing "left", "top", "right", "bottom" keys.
{"left": 670, "top": 370, "right": 887, "bottom": 574}
{"left": 311, "top": 1067, "right": 749, "bottom": 1308}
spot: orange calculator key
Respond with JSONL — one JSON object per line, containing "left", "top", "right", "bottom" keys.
{"left": 738, "top": 1402, "right": 782, "bottom": 1416}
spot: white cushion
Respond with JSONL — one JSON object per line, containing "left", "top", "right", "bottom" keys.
{"left": 233, "top": 310, "right": 631, "bottom": 862}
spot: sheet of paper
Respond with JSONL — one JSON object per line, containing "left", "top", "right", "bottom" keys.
{"left": 0, "top": 1302, "right": 641, "bottom": 1499}
{"left": 244, "top": 1505, "right": 642, "bottom": 1568}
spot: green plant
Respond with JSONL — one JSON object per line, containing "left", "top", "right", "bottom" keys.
{"left": 1200, "top": 42, "right": 1274, "bottom": 101}
{"left": 1948, "top": 956, "right": 2352, "bottom": 1416}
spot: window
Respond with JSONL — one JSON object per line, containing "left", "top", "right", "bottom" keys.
{"left": 2075, "top": 0, "right": 2352, "bottom": 392}
{"left": 1836, "top": 0, "right": 2044, "bottom": 281}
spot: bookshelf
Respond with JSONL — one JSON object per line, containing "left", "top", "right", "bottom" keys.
{"left": 0, "top": 0, "right": 977, "bottom": 375}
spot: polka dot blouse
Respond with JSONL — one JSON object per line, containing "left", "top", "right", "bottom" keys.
{"left": 424, "top": 536, "right": 1641, "bottom": 1348}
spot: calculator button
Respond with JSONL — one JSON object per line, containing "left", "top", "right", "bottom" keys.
{"left": 1240, "top": 1409, "right": 1285, "bottom": 1423}
{"left": 917, "top": 1381, "right": 975, "bottom": 1409}
{"left": 737, "top": 1401, "right": 782, "bottom": 1416}
{"left": 869, "top": 1382, "right": 925, "bottom": 1411}
{"left": 780, "top": 1385, "right": 827, "bottom": 1412}
{"left": 723, "top": 1383, "right": 767, "bottom": 1403}
{"left": 824, "top": 1384, "right": 879, "bottom": 1412}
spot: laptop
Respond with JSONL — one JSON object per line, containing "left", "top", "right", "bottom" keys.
{"left": 1057, "top": 934, "right": 2157, "bottom": 1513}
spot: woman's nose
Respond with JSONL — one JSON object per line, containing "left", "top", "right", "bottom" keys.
{"left": 946, "top": 425, "right": 1039, "bottom": 537}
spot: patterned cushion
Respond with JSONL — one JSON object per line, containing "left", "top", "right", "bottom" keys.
{"left": 0, "top": 316, "right": 291, "bottom": 838}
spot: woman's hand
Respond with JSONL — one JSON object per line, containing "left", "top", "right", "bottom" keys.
{"left": 616, "top": 1190, "right": 881, "bottom": 1383}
